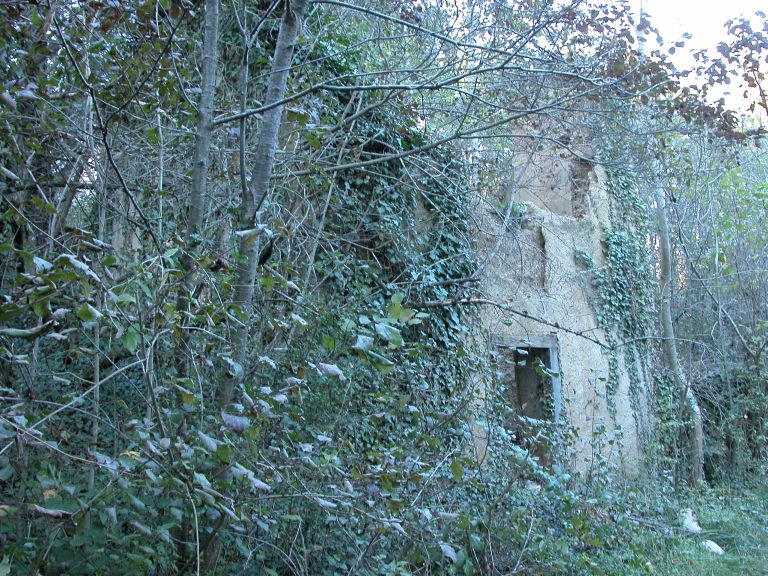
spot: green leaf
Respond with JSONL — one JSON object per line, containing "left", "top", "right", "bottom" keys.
{"left": 439, "top": 542, "right": 457, "bottom": 563}
{"left": 176, "top": 385, "right": 199, "bottom": 409}
{"left": 105, "top": 507, "right": 117, "bottom": 524}
{"left": 129, "top": 495, "right": 146, "bottom": 511}
{"left": 55, "top": 254, "right": 101, "bottom": 283}
{"left": 0, "top": 465, "right": 14, "bottom": 481}
{"left": 31, "top": 297, "right": 51, "bottom": 319}
{"left": 222, "top": 356, "right": 243, "bottom": 377}
{"left": 122, "top": 327, "right": 140, "bottom": 354}
{"left": 215, "top": 444, "right": 231, "bottom": 464}
{"left": 321, "top": 333, "right": 335, "bottom": 351}
{"left": 450, "top": 459, "right": 464, "bottom": 482}
{"left": 261, "top": 275, "right": 274, "bottom": 291}
{"left": 131, "top": 521, "right": 152, "bottom": 536}
{"left": 455, "top": 547, "right": 467, "bottom": 567}
{"left": 194, "top": 472, "right": 210, "bottom": 489}
{"left": 76, "top": 302, "right": 103, "bottom": 322}
{"left": 197, "top": 431, "right": 219, "bottom": 452}
{"left": 469, "top": 533, "right": 485, "bottom": 552}
{"left": 88, "top": 39, "right": 106, "bottom": 53}
{"left": 110, "top": 290, "right": 136, "bottom": 304}
{"left": 375, "top": 322, "right": 403, "bottom": 347}
{"left": 353, "top": 334, "right": 374, "bottom": 352}
{"left": 314, "top": 496, "right": 337, "bottom": 509}
{"left": 367, "top": 351, "right": 395, "bottom": 373}
{"left": 137, "top": 280, "right": 153, "bottom": 299}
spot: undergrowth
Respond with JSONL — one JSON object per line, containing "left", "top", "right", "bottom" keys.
{"left": 583, "top": 481, "right": 768, "bottom": 576}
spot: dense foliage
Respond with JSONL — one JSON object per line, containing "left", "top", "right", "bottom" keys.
{"left": 0, "top": 0, "right": 766, "bottom": 574}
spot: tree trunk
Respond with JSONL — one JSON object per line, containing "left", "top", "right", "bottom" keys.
{"left": 655, "top": 186, "right": 705, "bottom": 484}
{"left": 171, "top": 2, "right": 218, "bottom": 570}
{"left": 175, "top": 0, "right": 219, "bottom": 349}
{"left": 172, "top": 0, "right": 219, "bottom": 397}
{"left": 200, "top": 1, "right": 309, "bottom": 570}
{"left": 185, "top": 0, "right": 219, "bottom": 253}
{"left": 217, "top": 0, "right": 309, "bottom": 408}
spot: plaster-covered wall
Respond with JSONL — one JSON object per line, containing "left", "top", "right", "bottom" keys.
{"left": 473, "top": 146, "right": 651, "bottom": 474}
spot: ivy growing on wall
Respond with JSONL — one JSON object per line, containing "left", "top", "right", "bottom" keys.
{"left": 585, "top": 166, "right": 656, "bottom": 428}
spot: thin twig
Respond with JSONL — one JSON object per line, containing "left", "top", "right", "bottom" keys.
{"left": 409, "top": 297, "right": 610, "bottom": 348}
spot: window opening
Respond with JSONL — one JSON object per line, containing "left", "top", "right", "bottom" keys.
{"left": 497, "top": 336, "right": 561, "bottom": 467}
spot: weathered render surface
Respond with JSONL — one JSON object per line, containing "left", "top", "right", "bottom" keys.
{"left": 473, "top": 145, "right": 651, "bottom": 474}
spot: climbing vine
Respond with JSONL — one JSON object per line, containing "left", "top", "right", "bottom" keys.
{"left": 584, "top": 166, "right": 656, "bottom": 425}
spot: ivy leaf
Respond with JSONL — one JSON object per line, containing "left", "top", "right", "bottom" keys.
{"left": 290, "top": 313, "right": 308, "bottom": 327}
{"left": 367, "top": 351, "right": 395, "bottom": 373}
{"left": 352, "top": 334, "right": 374, "bottom": 352}
{"left": 231, "top": 463, "right": 271, "bottom": 491}
{"left": 194, "top": 472, "right": 211, "bottom": 489}
{"left": 468, "top": 533, "right": 485, "bottom": 555}
{"left": 16, "top": 88, "right": 38, "bottom": 100}
{"left": 0, "top": 320, "right": 54, "bottom": 340}
{"left": 32, "top": 257, "right": 53, "bottom": 272}
{"left": 321, "top": 334, "right": 335, "bottom": 351}
{"left": 129, "top": 495, "right": 146, "bottom": 512}
{"left": 0, "top": 91, "right": 16, "bottom": 111}
{"left": 176, "top": 386, "right": 198, "bottom": 410}
{"left": 108, "top": 290, "right": 136, "bottom": 304}
{"left": 219, "top": 504, "right": 240, "bottom": 522}
{"left": 235, "top": 225, "right": 269, "bottom": 242}
{"left": 375, "top": 322, "right": 403, "bottom": 347}
{"left": 386, "top": 293, "right": 416, "bottom": 322}
{"left": 105, "top": 506, "right": 118, "bottom": 524}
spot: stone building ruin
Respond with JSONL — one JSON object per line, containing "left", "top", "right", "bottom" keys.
{"left": 472, "top": 141, "right": 653, "bottom": 475}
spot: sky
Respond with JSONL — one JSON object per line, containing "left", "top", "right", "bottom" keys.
{"left": 639, "top": 0, "right": 766, "bottom": 116}
{"left": 641, "top": 0, "right": 761, "bottom": 49}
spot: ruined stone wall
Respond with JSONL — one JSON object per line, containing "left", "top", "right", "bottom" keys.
{"left": 472, "top": 143, "right": 652, "bottom": 474}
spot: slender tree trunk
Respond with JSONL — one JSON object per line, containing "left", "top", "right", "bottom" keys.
{"left": 172, "top": 2, "right": 219, "bottom": 570}
{"left": 655, "top": 186, "right": 705, "bottom": 484}
{"left": 177, "top": 0, "right": 218, "bottom": 299}
{"left": 49, "top": 156, "right": 84, "bottom": 244}
{"left": 217, "top": 0, "right": 309, "bottom": 408}
{"left": 200, "top": 2, "right": 309, "bottom": 571}
{"left": 186, "top": 0, "right": 219, "bottom": 253}
{"left": 174, "top": 0, "right": 219, "bottom": 398}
